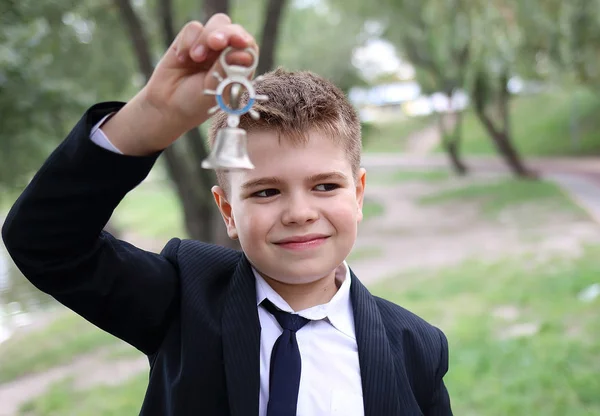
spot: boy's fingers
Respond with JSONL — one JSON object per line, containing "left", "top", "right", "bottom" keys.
{"left": 192, "top": 19, "right": 256, "bottom": 63}
{"left": 186, "top": 13, "right": 231, "bottom": 62}
{"left": 169, "top": 15, "right": 258, "bottom": 72}
{"left": 205, "top": 24, "right": 255, "bottom": 51}
{"left": 174, "top": 21, "right": 204, "bottom": 62}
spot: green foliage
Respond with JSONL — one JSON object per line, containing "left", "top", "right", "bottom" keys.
{"left": 275, "top": 2, "right": 368, "bottom": 92}
{"left": 515, "top": 0, "right": 600, "bottom": 86}
{"left": 378, "top": 0, "right": 474, "bottom": 94}
{"left": 0, "top": 0, "right": 137, "bottom": 189}
{"left": 440, "top": 89, "right": 600, "bottom": 156}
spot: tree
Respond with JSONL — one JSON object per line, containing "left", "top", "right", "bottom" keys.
{"left": 467, "top": 1, "right": 534, "bottom": 177}
{"left": 378, "top": 0, "right": 473, "bottom": 174}
{"left": 255, "top": 0, "right": 289, "bottom": 76}
{"left": 274, "top": 1, "right": 367, "bottom": 93}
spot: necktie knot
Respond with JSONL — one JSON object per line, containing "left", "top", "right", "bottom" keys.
{"left": 262, "top": 299, "right": 310, "bottom": 332}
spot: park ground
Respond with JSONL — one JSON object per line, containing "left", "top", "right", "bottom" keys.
{"left": 1, "top": 88, "right": 600, "bottom": 415}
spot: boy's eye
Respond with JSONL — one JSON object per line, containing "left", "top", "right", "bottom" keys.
{"left": 253, "top": 188, "right": 280, "bottom": 198}
{"left": 314, "top": 183, "right": 340, "bottom": 192}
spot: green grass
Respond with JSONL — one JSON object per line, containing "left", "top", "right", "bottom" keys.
{"left": 362, "top": 115, "right": 434, "bottom": 153}
{"left": 111, "top": 180, "right": 186, "bottom": 240}
{"left": 103, "top": 342, "right": 145, "bottom": 360}
{"left": 418, "top": 177, "right": 586, "bottom": 219}
{"left": 0, "top": 311, "right": 123, "bottom": 384}
{"left": 445, "top": 89, "right": 600, "bottom": 156}
{"left": 369, "top": 245, "right": 600, "bottom": 416}
{"left": 19, "top": 374, "right": 149, "bottom": 416}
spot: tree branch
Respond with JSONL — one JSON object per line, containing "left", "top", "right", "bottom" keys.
{"left": 158, "top": 0, "right": 176, "bottom": 46}
{"left": 113, "top": 0, "right": 154, "bottom": 80}
{"left": 256, "top": 0, "right": 288, "bottom": 75}
{"left": 201, "top": 0, "right": 229, "bottom": 22}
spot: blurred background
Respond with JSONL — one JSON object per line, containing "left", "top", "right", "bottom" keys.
{"left": 1, "top": 0, "right": 600, "bottom": 414}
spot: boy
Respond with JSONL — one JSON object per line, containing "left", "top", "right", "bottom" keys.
{"left": 2, "top": 14, "right": 452, "bottom": 416}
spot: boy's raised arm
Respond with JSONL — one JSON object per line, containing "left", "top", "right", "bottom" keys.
{"left": 1, "top": 101, "right": 180, "bottom": 355}
{"left": 1, "top": 15, "right": 258, "bottom": 355}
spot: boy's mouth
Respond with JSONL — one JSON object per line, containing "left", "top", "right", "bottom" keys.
{"left": 273, "top": 234, "right": 330, "bottom": 250}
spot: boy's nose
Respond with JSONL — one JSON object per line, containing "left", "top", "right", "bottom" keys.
{"left": 281, "top": 195, "right": 318, "bottom": 225}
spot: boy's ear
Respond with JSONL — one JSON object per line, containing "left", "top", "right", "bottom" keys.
{"left": 356, "top": 168, "right": 367, "bottom": 223}
{"left": 211, "top": 186, "right": 238, "bottom": 240}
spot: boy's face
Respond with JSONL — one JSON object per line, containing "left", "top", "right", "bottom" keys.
{"left": 212, "top": 129, "right": 366, "bottom": 285}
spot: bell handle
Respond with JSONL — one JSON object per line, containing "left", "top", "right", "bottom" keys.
{"left": 219, "top": 47, "right": 259, "bottom": 79}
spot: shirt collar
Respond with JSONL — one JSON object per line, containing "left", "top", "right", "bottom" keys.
{"left": 253, "top": 262, "right": 356, "bottom": 340}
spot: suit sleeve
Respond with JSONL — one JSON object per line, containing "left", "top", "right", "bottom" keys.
{"left": 426, "top": 327, "right": 453, "bottom": 415}
{"left": 1, "top": 102, "right": 179, "bottom": 356}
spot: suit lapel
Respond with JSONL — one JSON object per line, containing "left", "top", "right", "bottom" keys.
{"left": 222, "top": 255, "right": 261, "bottom": 416}
{"left": 350, "top": 270, "right": 404, "bottom": 416}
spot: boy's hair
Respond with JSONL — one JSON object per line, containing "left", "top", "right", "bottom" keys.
{"left": 208, "top": 67, "right": 362, "bottom": 192}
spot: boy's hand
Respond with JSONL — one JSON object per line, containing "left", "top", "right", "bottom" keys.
{"left": 102, "top": 14, "right": 257, "bottom": 156}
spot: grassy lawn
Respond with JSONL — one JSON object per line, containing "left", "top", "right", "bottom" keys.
{"left": 19, "top": 374, "right": 149, "bottom": 416}
{"left": 443, "top": 88, "right": 600, "bottom": 156}
{"left": 418, "top": 177, "right": 588, "bottom": 219}
{"left": 0, "top": 311, "right": 123, "bottom": 384}
{"left": 369, "top": 245, "right": 600, "bottom": 415}
{"left": 362, "top": 115, "right": 434, "bottom": 153}
{"left": 19, "top": 245, "right": 600, "bottom": 415}
{"left": 111, "top": 180, "right": 186, "bottom": 240}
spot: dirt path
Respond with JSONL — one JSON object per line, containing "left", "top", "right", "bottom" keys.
{"left": 351, "top": 173, "right": 600, "bottom": 283}
{"left": 403, "top": 114, "right": 456, "bottom": 155}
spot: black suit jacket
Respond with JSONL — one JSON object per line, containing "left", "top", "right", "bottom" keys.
{"left": 2, "top": 103, "right": 452, "bottom": 416}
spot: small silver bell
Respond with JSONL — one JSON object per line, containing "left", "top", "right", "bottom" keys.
{"left": 201, "top": 127, "right": 255, "bottom": 170}
{"left": 201, "top": 47, "right": 268, "bottom": 171}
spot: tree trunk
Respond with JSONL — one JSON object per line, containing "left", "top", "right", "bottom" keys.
{"left": 202, "top": 0, "right": 230, "bottom": 20}
{"left": 472, "top": 71, "right": 534, "bottom": 178}
{"left": 440, "top": 130, "right": 467, "bottom": 175}
{"left": 489, "top": 131, "right": 533, "bottom": 177}
{"left": 438, "top": 94, "right": 468, "bottom": 175}
{"left": 256, "top": 0, "right": 289, "bottom": 75}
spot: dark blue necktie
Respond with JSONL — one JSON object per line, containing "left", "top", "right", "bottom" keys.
{"left": 262, "top": 299, "right": 311, "bottom": 416}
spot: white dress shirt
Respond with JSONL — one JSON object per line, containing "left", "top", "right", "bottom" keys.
{"left": 254, "top": 262, "right": 364, "bottom": 416}
{"left": 90, "top": 120, "right": 365, "bottom": 415}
